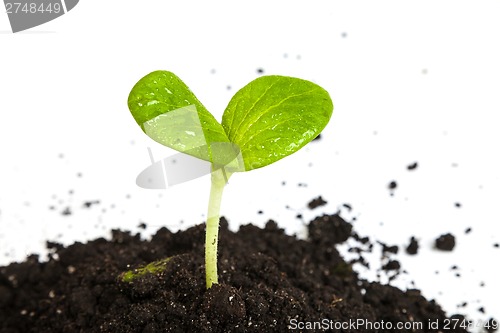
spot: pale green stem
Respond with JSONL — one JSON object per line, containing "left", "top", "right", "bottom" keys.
{"left": 205, "top": 167, "right": 231, "bottom": 289}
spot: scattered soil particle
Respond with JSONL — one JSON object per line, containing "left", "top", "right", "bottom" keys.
{"left": 388, "top": 181, "right": 397, "bottom": 189}
{"left": 381, "top": 260, "right": 401, "bottom": 271}
{"left": 407, "top": 162, "right": 418, "bottom": 170}
{"left": 61, "top": 207, "right": 72, "bottom": 216}
{"left": 435, "top": 233, "right": 456, "bottom": 251}
{"left": 465, "top": 227, "right": 472, "bottom": 234}
{"left": 312, "top": 133, "right": 321, "bottom": 141}
{"left": 0, "top": 215, "right": 469, "bottom": 332}
{"left": 378, "top": 241, "right": 399, "bottom": 255}
{"left": 352, "top": 233, "right": 370, "bottom": 245}
{"left": 256, "top": 68, "right": 264, "bottom": 74}
{"left": 83, "top": 200, "right": 100, "bottom": 208}
{"left": 307, "top": 196, "right": 327, "bottom": 209}
{"left": 406, "top": 236, "right": 419, "bottom": 255}
{"left": 309, "top": 214, "right": 352, "bottom": 244}
{"left": 342, "top": 203, "right": 352, "bottom": 211}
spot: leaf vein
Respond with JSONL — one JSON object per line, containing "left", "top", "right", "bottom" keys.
{"left": 239, "top": 114, "right": 316, "bottom": 151}
{"left": 237, "top": 88, "right": 317, "bottom": 147}
{"left": 232, "top": 79, "right": 281, "bottom": 142}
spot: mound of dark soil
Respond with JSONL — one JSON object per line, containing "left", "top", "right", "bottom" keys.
{"left": 0, "top": 214, "right": 468, "bottom": 332}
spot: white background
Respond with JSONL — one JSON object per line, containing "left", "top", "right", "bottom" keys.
{"left": 1, "top": 1, "right": 499, "bottom": 330}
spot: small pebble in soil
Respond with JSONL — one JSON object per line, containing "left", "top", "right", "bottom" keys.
{"left": 455, "top": 202, "right": 462, "bottom": 208}
{"left": 307, "top": 196, "right": 327, "bottom": 209}
{"left": 256, "top": 68, "right": 264, "bottom": 75}
{"left": 435, "top": 233, "right": 456, "bottom": 251}
{"left": 465, "top": 227, "right": 472, "bottom": 234}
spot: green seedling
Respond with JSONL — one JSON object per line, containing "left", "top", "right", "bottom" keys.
{"left": 128, "top": 71, "right": 333, "bottom": 288}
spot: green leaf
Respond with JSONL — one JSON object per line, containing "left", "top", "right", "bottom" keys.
{"left": 222, "top": 75, "right": 333, "bottom": 171}
{"left": 128, "top": 70, "right": 230, "bottom": 162}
